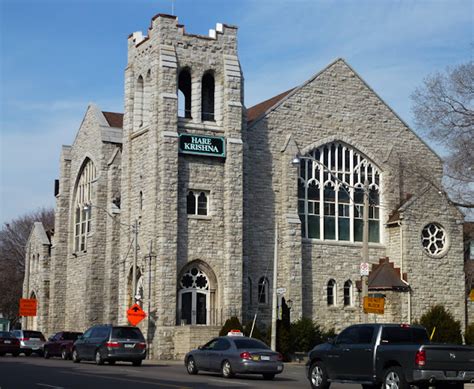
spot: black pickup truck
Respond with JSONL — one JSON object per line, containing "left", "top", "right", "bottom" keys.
{"left": 306, "top": 323, "right": 474, "bottom": 389}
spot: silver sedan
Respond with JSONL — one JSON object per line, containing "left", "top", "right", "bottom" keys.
{"left": 184, "top": 335, "right": 284, "bottom": 380}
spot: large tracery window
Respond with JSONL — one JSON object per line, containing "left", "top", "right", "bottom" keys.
{"left": 298, "top": 143, "right": 381, "bottom": 243}
{"left": 74, "top": 159, "right": 96, "bottom": 252}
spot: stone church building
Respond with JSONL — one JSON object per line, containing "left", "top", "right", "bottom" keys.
{"left": 24, "top": 13, "right": 467, "bottom": 358}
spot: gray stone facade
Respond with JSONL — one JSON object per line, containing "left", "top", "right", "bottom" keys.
{"left": 24, "top": 13, "right": 469, "bottom": 357}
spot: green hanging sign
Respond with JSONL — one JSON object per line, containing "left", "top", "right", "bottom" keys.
{"left": 178, "top": 134, "right": 225, "bottom": 158}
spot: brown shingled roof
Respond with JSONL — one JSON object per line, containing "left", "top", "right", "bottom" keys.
{"left": 247, "top": 88, "right": 294, "bottom": 125}
{"left": 102, "top": 111, "right": 124, "bottom": 128}
{"left": 356, "top": 257, "right": 409, "bottom": 291}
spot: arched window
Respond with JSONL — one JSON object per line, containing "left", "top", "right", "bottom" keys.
{"left": 201, "top": 72, "right": 215, "bottom": 121}
{"left": 139, "top": 191, "right": 144, "bottom": 213}
{"left": 74, "top": 159, "right": 96, "bottom": 252}
{"left": 298, "top": 142, "right": 380, "bottom": 242}
{"left": 187, "top": 190, "right": 209, "bottom": 216}
{"left": 134, "top": 75, "right": 144, "bottom": 129}
{"left": 327, "top": 279, "right": 336, "bottom": 306}
{"left": 343, "top": 280, "right": 353, "bottom": 306}
{"left": 178, "top": 69, "right": 192, "bottom": 118}
{"left": 258, "top": 277, "right": 269, "bottom": 304}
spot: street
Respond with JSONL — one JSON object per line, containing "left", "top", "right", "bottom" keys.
{"left": 0, "top": 355, "right": 360, "bottom": 389}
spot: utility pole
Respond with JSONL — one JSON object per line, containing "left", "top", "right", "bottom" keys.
{"left": 132, "top": 219, "right": 138, "bottom": 304}
{"left": 271, "top": 222, "right": 278, "bottom": 351}
{"left": 362, "top": 179, "right": 369, "bottom": 322}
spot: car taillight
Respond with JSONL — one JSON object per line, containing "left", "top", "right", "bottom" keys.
{"left": 240, "top": 351, "right": 252, "bottom": 360}
{"left": 277, "top": 353, "right": 283, "bottom": 361}
{"left": 415, "top": 350, "right": 426, "bottom": 367}
{"left": 19, "top": 338, "right": 29, "bottom": 341}
{"left": 136, "top": 342, "right": 146, "bottom": 349}
{"left": 106, "top": 342, "right": 120, "bottom": 348}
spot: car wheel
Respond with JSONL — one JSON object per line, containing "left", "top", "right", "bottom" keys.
{"left": 72, "top": 349, "right": 81, "bottom": 363}
{"left": 108, "top": 360, "right": 115, "bottom": 365}
{"left": 24, "top": 350, "right": 32, "bottom": 357}
{"left": 221, "top": 360, "right": 234, "bottom": 378}
{"left": 44, "top": 348, "right": 50, "bottom": 359}
{"left": 383, "top": 367, "right": 408, "bottom": 389}
{"left": 61, "top": 348, "right": 68, "bottom": 360}
{"left": 95, "top": 350, "right": 104, "bottom": 365}
{"left": 309, "top": 361, "right": 330, "bottom": 389}
{"left": 186, "top": 357, "right": 198, "bottom": 375}
{"left": 263, "top": 373, "right": 275, "bottom": 380}
{"left": 132, "top": 360, "right": 142, "bottom": 366}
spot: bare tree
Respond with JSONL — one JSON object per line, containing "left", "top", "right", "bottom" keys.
{"left": 0, "top": 207, "right": 54, "bottom": 325}
{"left": 411, "top": 61, "right": 474, "bottom": 210}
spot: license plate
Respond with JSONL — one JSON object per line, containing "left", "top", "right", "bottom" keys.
{"left": 445, "top": 371, "right": 457, "bottom": 378}
{"left": 261, "top": 356, "right": 270, "bottom": 361}
{"left": 124, "top": 344, "right": 135, "bottom": 348}
{"left": 251, "top": 355, "right": 259, "bottom": 361}
{"left": 4, "top": 340, "right": 11, "bottom": 344}
{"left": 30, "top": 338, "right": 39, "bottom": 341}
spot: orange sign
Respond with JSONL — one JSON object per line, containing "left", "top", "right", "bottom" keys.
{"left": 127, "top": 304, "right": 146, "bottom": 326}
{"left": 19, "top": 298, "right": 37, "bottom": 317}
{"left": 363, "top": 297, "right": 385, "bottom": 315}
{"left": 470, "top": 289, "right": 474, "bottom": 302}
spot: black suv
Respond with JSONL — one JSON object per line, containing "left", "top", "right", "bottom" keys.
{"left": 72, "top": 325, "right": 146, "bottom": 366}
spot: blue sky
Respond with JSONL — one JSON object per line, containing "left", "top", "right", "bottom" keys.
{"left": 0, "top": 0, "right": 472, "bottom": 223}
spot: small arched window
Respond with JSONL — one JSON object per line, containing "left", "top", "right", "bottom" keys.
{"left": 258, "top": 277, "right": 269, "bottom": 304}
{"left": 187, "top": 190, "right": 209, "bottom": 216}
{"left": 134, "top": 75, "right": 144, "bottom": 129}
{"left": 343, "top": 280, "right": 353, "bottom": 306}
{"left": 327, "top": 279, "right": 336, "bottom": 306}
{"left": 187, "top": 191, "right": 196, "bottom": 214}
{"left": 201, "top": 72, "right": 215, "bottom": 121}
{"left": 139, "top": 191, "right": 144, "bottom": 214}
{"left": 178, "top": 69, "right": 192, "bottom": 118}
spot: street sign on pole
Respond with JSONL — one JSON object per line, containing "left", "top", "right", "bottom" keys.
{"left": 360, "top": 262, "right": 370, "bottom": 277}
{"left": 363, "top": 297, "right": 385, "bottom": 314}
{"left": 470, "top": 289, "right": 474, "bottom": 302}
{"left": 127, "top": 304, "right": 146, "bottom": 326}
{"left": 19, "top": 298, "right": 37, "bottom": 317}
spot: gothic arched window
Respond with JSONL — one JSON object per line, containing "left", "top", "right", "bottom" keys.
{"left": 201, "top": 72, "right": 215, "bottom": 121}
{"left": 74, "top": 159, "right": 96, "bottom": 252}
{"left": 343, "top": 280, "right": 353, "bottom": 306}
{"left": 258, "top": 277, "right": 269, "bottom": 304}
{"left": 178, "top": 68, "right": 192, "bottom": 118}
{"left": 327, "top": 279, "right": 336, "bottom": 306}
{"left": 134, "top": 75, "right": 144, "bottom": 129}
{"left": 298, "top": 142, "right": 381, "bottom": 243}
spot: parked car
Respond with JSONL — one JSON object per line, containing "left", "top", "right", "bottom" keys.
{"left": 0, "top": 331, "right": 20, "bottom": 357}
{"left": 11, "top": 330, "right": 45, "bottom": 356}
{"left": 44, "top": 331, "right": 83, "bottom": 360}
{"left": 306, "top": 323, "right": 474, "bottom": 389}
{"left": 184, "top": 330, "right": 284, "bottom": 380}
{"left": 72, "top": 324, "right": 146, "bottom": 366}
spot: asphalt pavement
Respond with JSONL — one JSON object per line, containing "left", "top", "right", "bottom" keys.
{"left": 0, "top": 354, "right": 359, "bottom": 389}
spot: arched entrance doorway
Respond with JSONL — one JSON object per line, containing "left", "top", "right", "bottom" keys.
{"left": 177, "top": 263, "right": 216, "bottom": 325}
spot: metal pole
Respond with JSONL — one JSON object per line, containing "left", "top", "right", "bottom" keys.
{"left": 362, "top": 179, "right": 369, "bottom": 322}
{"left": 22, "top": 243, "right": 31, "bottom": 329}
{"left": 271, "top": 222, "right": 278, "bottom": 351}
{"left": 132, "top": 219, "right": 138, "bottom": 304}
{"left": 147, "top": 241, "right": 152, "bottom": 359}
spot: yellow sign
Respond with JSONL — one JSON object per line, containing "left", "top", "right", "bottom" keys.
{"left": 363, "top": 297, "right": 385, "bottom": 314}
{"left": 470, "top": 289, "right": 474, "bottom": 301}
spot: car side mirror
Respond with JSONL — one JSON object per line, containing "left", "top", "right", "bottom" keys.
{"left": 327, "top": 337, "right": 334, "bottom": 345}
{"left": 77, "top": 335, "right": 83, "bottom": 341}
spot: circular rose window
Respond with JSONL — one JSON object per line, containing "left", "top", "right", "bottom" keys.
{"left": 421, "top": 223, "right": 447, "bottom": 256}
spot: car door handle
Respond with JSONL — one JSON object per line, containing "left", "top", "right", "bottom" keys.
{"left": 364, "top": 348, "right": 373, "bottom": 352}
{"left": 342, "top": 348, "right": 350, "bottom": 352}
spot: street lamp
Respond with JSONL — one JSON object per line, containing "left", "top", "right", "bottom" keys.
{"left": 291, "top": 154, "right": 371, "bottom": 321}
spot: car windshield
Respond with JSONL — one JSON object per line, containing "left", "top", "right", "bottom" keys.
{"left": 0, "top": 331, "right": 12, "bottom": 337}
{"left": 63, "top": 332, "right": 82, "bottom": 341}
{"left": 24, "top": 331, "right": 45, "bottom": 340}
{"left": 233, "top": 338, "right": 270, "bottom": 350}
{"left": 112, "top": 327, "right": 144, "bottom": 340}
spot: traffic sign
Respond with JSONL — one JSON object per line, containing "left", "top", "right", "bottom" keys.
{"left": 470, "top": 289, "right": 474, "bottom": 302}
{"left": 363, "top": 297, "right": 385, "bottom": 315}
{"left": 276, "top": 287, "right": 286, "bottom": 295}
{"left": 19, "top": 298, "right": 37, "bottom": 317}
{"left": 360, "top": 262, "right": 370, "bottom": 277}
{"left": 127, "top": 304, "right": 146, "bottom": 326}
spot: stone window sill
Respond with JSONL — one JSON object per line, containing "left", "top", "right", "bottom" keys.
{"left": 302, "top": 239, "right": 385, "bottom": 249}
{"left": 188, "top": 215, "right": 211, "bottom": 221}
